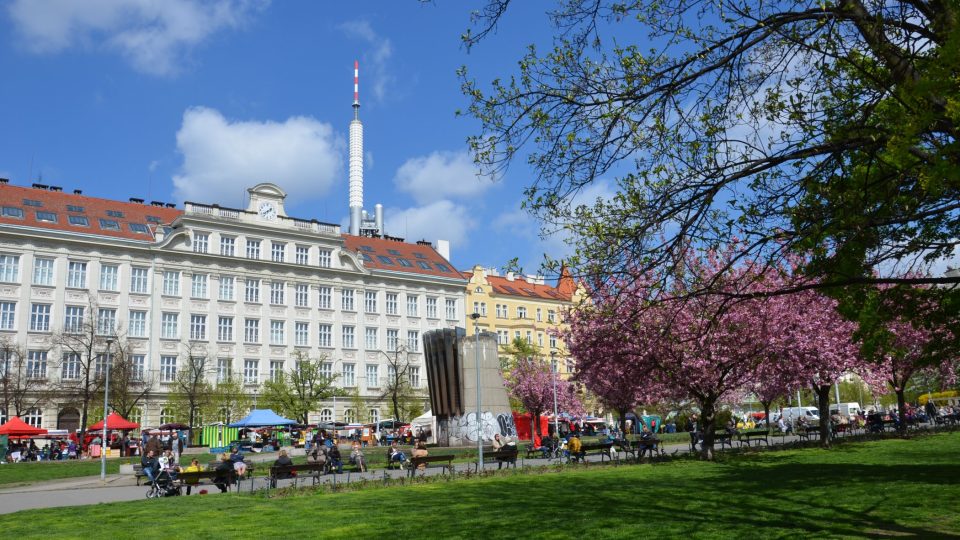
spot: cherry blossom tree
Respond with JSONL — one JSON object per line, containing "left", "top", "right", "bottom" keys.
{"left": 505, "top": 357, "right": 584, "bottom": 440}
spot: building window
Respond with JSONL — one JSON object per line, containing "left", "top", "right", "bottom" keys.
{"left": 264, "top": 359, "right": 282, "bottom": 382}
{"left": 410, "top": 366, "right": 420, "bottom": 388}
{"left": 69, "top": 215, "right": 88, "bottom": 226}
{"left": 550, "top": 335, "right": 558, "bottom": 349}
{"left": 368, "top": 408, "right": 380, "bottom": 423}
{"left": 406, "top": 295, "right": 419, "bottom": 317}
{"left": 220, "top": 236, "right": 236, "bottom": 256}
{"left": 364, "top": 291, "right": 378, "bottom": 313}
{"left": 269, "top": 282, "right": 285, "bottom": 305}
{"left": 162, "top": 271, "right": 180, "bottom": 296}
{"left": 159, "top": 407, "right": 175, "bottom": 424}
{"left": 319, "top": 408, "right": 333, "bottom": 423}
{"left": 318, "top": 324, "right": 332, "bottom": 347}
{"left": 189, "top": 314, "right": 207, "bottom": 340}
{"left": 0, "top": 302, "right": 15, "bottom": 330}
{"left": 0, "top": 254, "right": 19, "bottom": 283}
{"left": 318, "top": 286, "right": 332, "bottom": 309}
{"left": 426, "top": 297, "right": 438, "bottom": 318}
{"left": 37, "top": 211, "right": 58, "bottom": 223}
{"left": 480, "top": 302, "right": 487, "bottom": 316}
{"left": 244, "top": 360, "right": 259, "bottom": 385}
{"left": 366, "top": 364, "right": 378, "bottom": 388}
{"left": 97, "top": 308, "right": 117, "bottom": 336}
{"left": 161, "top": 312, "right": 179, "bottom": 339}
{"left": 192, "top": 232, "right": 209, "bottom": 253}
{"left": 294, "top": 284, "right": 309, "bottom": 307}
{"left": 538, "top": 333, "right": 544, "bottom": 347}
{"left": 33, "top": 257, "right": 54, "bottom": 286}
{"left": 191, "top": 274, "right": 208, "bottom": 299}
{"left": 157, "top": 356, "right": 176, "bottom": 382}
{"left": 341, "top": 289, "right": 355, "bottom": 311}
{"left": 26, "top": 351, "right": 47, "bottom": 379}
{"left": 61, "top": 353, "right": 81, "bottom": 380}
{"left": 365, "top": 327, "right": 378, "bottom": 350}
{"left": 99, "top": 264, "right": 119, "bottom": 291}
{"left": 130, "top": 267, "right": 149, "bottom": 294}
{"left": 271, "top": 242, "right": 285, "bottom": 262}
{"left": 269, "top": 320, "right": 285, "bottom": 345}
{"left": 128, "top": 310, "right": 147, "bottom": 338}
{"left": 29, "top": 303, "right": 51, "bottom": 332}
{"left": 246, "top": 239, "right": 261, "bottom": 259}
{"left": 129, "top": 355, "right": 145, "bottom": 381}
{"left": 295, "top": 322, "right": 309, "bottom": 346}
{"left": 23, "top": 407, "right": 42, "bottom": 427}
{"left": 94, "top": 353, "right": 112, "bottom": 378}
{"left": 386, "top": 329, "right": 399, "bottom": 351}
{"left": 217, "top": 358, "right": 231, "bottom": 383}
{"left": 526, "top": 330, "right": 532, "bottom": 344}
{"left": 342, "top": 325, "right": 356, "bottom": 348}
{"left": 517, "top": 306, "right": 527, "bottom": 319}
{"left": 548, "top": 310, "right": 556, "bottom": 323}
{"left": 496, "top": 304, "right": 506, "bottom": 319}
{"left": 473, "top": 301, "right": 480, "bottom": 316}
{"left": 445, "top": 299, "right": 456, "bottom": 320}
{"left": 318, "top": 249, "right": 332, "bottom": 268}
{"left": 219, "top": 276, "right": 235, "bottom": 301}
{"left": 295, "top": 245, "right": 309, "bottom": 265}
{"left": 319, "top": 362, "right": 333, "bottom": 379}
{"left": 536, "top": 308, "right": 542, "bottom": 322}
{"left": 66, "top": 261, "right": 86, "bottom": 288}
{"left": 342, "top": 363, "right": 355, "bottom": 387}
{"left": 218, "top": 316, "right": 234, "bottom": 341}
{"left": 385, "top": 293, "right": 398, "bottom": 315}
{"left": 63, "top": 305, "right": 84, "bottom": 333}
{"left": 244, "top": 319, "right": 260, "bottom": 343}
{"left": 343, "top": 408, "right": 355, "bottom": 423}
{"left": 407, "top": 330, "right": 420, "bottom": 352}
{"left": 244, "top": 279, "right": 260, "bottom": 303}
{"left": 497, "top": 330, "right": 509, "bottom": 345}
{"left": 2, "top": 206, "right": 24, "bottom": 219}
{"left": 515, "top": 330, "right": 521, "bottom": 341}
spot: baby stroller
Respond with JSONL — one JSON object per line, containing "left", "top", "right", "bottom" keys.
{"left": 146, "top": 469, "right": 181, "bottom": 498}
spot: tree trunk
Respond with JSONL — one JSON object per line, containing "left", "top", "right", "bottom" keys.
{"left": 815, "top": 384, "right": 832, "bottom": 448}
{"left": 618, "top": 408, "right": 628, "bottom": 437}
{"left": 896, "top": 388, "right": 908, "bottom": 436}
{"left": 532, "top": 409, "right": 542, "bottom": 442}
{"left": 699, "top": 400, "right": 717, "bottom": 460}
{"left": 761, "top": 400, "right": 772, "bottom": 435}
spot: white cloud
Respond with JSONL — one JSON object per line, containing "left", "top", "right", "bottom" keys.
{"left": 384, "top": 200, "right": 474, "bottom": 247}
{"left": 339, "top": 20, "right": 393, "bottom": 103}
{"left": 394, "top": 150, "right": 490, "bottom": 204}
{"left": 7, "top": 0, "right": 267, "bottom": 76}
{"left": 172, "top": 107, "right": 343, "bottom": 205}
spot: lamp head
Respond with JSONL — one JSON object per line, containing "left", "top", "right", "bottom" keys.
{"left": 469, "top": 312, "right": 481, "bottom": 321}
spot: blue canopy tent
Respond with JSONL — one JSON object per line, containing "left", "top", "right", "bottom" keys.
{"left": 228, "top": 409, "right": 296, "bottom": 428}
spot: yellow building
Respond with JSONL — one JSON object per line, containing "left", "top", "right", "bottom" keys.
{"left": 463, "top": 265, "right": 586, "bottom": 375}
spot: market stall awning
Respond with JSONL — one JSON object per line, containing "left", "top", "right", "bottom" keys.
{"left": 228, "top": 409, "right": 296, "bottom": 428}
{"left": 0, "top": 417, "right": 48, "bottom": 437}
{"left": 89, "top": 412, "right": 140, "bottom": 431}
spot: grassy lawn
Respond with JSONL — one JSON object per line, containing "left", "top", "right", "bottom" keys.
{"left": 1, "top": 432, "right": 958, "bottom": 538}
{"left": 0, "top": 453, "right": 217, "bottom": 487}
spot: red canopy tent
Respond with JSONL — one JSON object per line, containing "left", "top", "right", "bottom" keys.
{"left": 0, "top": 416, "right": 48, "bottom": 437}
{"left": 88, "top": 412, "right": 140, "bottom": 431}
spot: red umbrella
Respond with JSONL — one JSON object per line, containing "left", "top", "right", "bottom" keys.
{"left": 0, "top": 417, "right": 48, "bottom": 436}
{"left": 88, "top": 412, "right": 140, "bottom": 431}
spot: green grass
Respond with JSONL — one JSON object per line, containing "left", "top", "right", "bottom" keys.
{"left": 2, "top": 432, "right": 959, "bottom": 538}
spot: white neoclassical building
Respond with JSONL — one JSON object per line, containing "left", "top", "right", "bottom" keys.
{"left": 0, "top": 180, "right": 466, "bottom": 430}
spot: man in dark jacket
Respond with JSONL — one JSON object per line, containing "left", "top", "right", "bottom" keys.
{"left": 213, "top": 454, "right": 234, "bottom": 493}
{"left": 140, "top": 450, "right": 160, "bottom": 483}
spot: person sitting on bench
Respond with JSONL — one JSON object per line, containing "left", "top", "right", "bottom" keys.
{"left": 181, "top": 458, "right": 202, "bottom": 495}
{"left": 411, "top": 441, "right": 429, "bottom": 471}
{"left": 389, "top": 441, "right": 408, "bottom": 468}
{"left": 273, "top": 449, "right": 294, "bottom": 479}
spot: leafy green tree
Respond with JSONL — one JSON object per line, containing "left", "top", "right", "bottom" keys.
{"left": 461, "top": 0, "right": 960, "bottom": 305}
{"left": 260, "top": 352, "right": 340, "bottom": 424}
{"left": 167, "top": 344, "right": 215, "bottom": 428}
{"left": 205, "top": 374, "right": 252, "bottom": 425}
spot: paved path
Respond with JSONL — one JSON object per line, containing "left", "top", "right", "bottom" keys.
{"left": 0, "top": 426, "right": 904, "bottom": 515}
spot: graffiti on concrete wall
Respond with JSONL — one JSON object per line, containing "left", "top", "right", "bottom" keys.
{"left": 441, "top": 411, "right": 517, "bottom": 446}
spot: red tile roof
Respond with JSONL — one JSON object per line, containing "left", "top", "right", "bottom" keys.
{"left": 0, "top": 183, "right": 182, "bottom": 241}
{"left": 342, "top": 234, "right": 465, "bottom": 280}
{"left": 463, "top": 271, "right": 574, "bottom": 301}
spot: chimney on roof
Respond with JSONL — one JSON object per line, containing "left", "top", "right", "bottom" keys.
{"left": 416, "top": 240, "right": 432, "bottom": 247}
{"left": 506, "top": 272, "right": 515, "bottom": 281}
{"left": 151, "top": 201, "right": 164, "bottom": 207}
{"left": 32, "top": 183, "right": 48, "bottom": 190}
{"left": 165, "top": 203, "right": 176, "bottom": 208}
{"left": 129, "top": 197, "right": 144, "bottom": 204}
{"left": 0, "top": 178, "right": 9, "bottom": 184}
{"left": 49, "top": 186, "right": 62, "bottom": 192}
{"left": 73, "top": 189, "right": 82, "bottom": 195}
{"left": 436, "top": 239, "right": 450, "bottom": 261}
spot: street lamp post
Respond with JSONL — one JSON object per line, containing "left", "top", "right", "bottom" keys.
{"left": 550, "top": 349, "right": 559, "bottom": 439}
{"left": 101, "top": 338, "right": 113, "bottom": 483}
{"left": 470, "top": 312, "right": 482, "bottom": 471}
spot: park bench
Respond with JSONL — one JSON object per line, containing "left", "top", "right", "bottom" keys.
{"left": 267, "top": 462, "right": 325, "bottom": 488}
{"left": 712, "top": 431, "right": 735, "bottom": 450}
{"left": 832, "top": 423, "right": 853, "bottom": 437}
{"left": 407, "top": 454, "right": 456, "bottom": 477}
{"left": 485, "top": 445, "right": 519, "bottom": 469}
{"left": 797, "top": 425, "right": 820, "bottom": 440}
{"left": 175, "top": 469, "right": 242, "bottom": 493}
{"left": 737, "top": 430, "right": 770, "bottom": 447}
{"left": 634, "top": 437, "right": 662, "bottom": 459}
{"left": 567, "top": 441, "right": 615, "bottom": 463}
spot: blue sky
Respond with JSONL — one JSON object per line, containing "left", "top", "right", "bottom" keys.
{"left": 0, "top": 0, "right": 580, "bottom": 275}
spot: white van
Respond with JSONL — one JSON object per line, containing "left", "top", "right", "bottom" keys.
{"left": 829, "top": 402, "right": 862, "bottom": 419}
{"left": 780, "top": 407, "right": 820, "bottom": 424}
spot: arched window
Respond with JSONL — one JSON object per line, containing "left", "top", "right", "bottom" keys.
{"left": 474, "top": 287, "right": 483, "bottom": 293}
{"left": 343, "top": 408, "right": 355, "bottom": 424}
{"left": 368, "top": 408, "right": 380, "bottom": 424}
{"left": 159, "top": 407, "right": 175, "bottom": 425}
{"left": 127, "top": 407, "right": 143, "bottom": 426}
{"left": 319, "top": 409, "right": 333, "bottom": 423}
{"left": 24, "top": 407, "right": 43, "bottom": 427}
